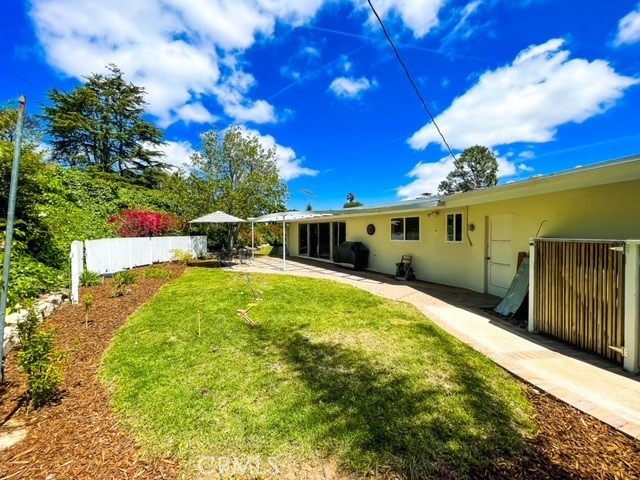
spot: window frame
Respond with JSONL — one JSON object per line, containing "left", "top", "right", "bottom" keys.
{"left": 390, "top": 216, "right": 421, "bottom": 242}
{"left": 446, "top": 212, "right": 464, "bottom": 243}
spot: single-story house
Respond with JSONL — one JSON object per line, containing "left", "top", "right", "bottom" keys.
{"left": 288, "top": 155, "right": 638, "bottom": 292}
{"left": 272, "top": 154, "right": 640, "bottom": 372}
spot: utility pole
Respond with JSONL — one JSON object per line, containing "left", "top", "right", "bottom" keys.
{"left": 0, "top": 96, "right": 26, "bottom": 384}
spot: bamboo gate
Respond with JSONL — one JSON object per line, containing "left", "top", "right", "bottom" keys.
{"left": 533, "top": 239, "right": 625, "bottom": 363}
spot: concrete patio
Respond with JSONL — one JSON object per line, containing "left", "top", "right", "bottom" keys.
{"left": 215, "top": 254, "right": 640, "bottom": 440}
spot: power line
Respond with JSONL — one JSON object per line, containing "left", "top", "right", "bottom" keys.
{"left": 0, "top": 64, "right": 47, "bottom": 94}
{"left": 366, "top": 0, "right": 457, "bottom": 162}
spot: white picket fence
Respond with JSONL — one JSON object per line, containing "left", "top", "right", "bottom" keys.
{"left": 70, "top": 236, "right": 207, "bottom": 303}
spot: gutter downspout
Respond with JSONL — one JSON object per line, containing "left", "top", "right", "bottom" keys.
{"left": 465, "top": 205, "right": 473, "bottom": 247}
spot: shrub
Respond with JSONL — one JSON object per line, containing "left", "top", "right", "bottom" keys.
{"left": 79, "top": 269, "right": 102, "bottom": 287}
{"left": 16, "top": 303, "right": 40, "bottom": 343}
{"left": 144, "top": 266, "right": 172, "bottom": 279}
{"left": 18, "top": 330, "right": 63, "bottom": 408}
{"left": 83, "top": 293, "right": 95, "bottom": 326}
{"left": 112, "top": 270, "right": 137, "bottom": 297}
{"left": 171, "top": 248, "right": 194, "bottom": 264}
{"left": 109, "top": 209, "right": 179, "bottom": 237}
{"left": 16, "top": 307, "right": 63, "bottom": 409}
{"left": 2, "top": 251, "right": 63, "bottom": 310}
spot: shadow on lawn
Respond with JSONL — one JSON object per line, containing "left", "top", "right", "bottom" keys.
{"left": 269, "top": 325, "right": 533, "bottom": 480}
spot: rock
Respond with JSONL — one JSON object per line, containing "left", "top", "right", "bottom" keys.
{"left": 2, "top": 325, "right": 18, "bottom": 357}
{"left": 0, "top": 427, "right": 28, "bottom": 451}
{"left": 5, "top": 309, "right": 28, "bottom": 325}
{"left": 40, "top": 302, "right": 55, "bottom": 318}
{"left": 3, "top": 291, "right": 65, "bottom": 355}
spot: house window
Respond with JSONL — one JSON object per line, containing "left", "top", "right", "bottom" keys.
{"left": 391, "top": 217, "right": 420, "bottom": 241}
{"left": 446, "top": 213, "right": 463, "bottom": 243}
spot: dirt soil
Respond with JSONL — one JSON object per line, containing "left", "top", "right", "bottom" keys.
{"left": 1, "top": 263, "right": 640, "bottom": 480}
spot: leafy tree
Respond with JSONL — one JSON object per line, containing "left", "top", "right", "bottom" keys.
{"left": 438, "top": 145, "right": 498, "bottom": 195}
{"left": 190, "top": 126, "right": 287, "bottom": 248}
{"left": 42, "top": 64, "right": 165, "bottom": 176}
{"left": 344, "top": 192, "right": 363, "bottom": 208}
{"left": 0, "top": 101, "right": 44, "bottom": 145}
{"left": 191, "top": 126, "right": 287, "bottom": 218}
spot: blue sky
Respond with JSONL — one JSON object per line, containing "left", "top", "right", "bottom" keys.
{"left": 2, "top": 1, "right": 639, "bottom": 210}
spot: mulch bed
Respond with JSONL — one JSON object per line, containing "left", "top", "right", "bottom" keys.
{"left": 1, "top": 262, "right": 639, "bottom": 479}
{"left": 0, "top": 263, "right": 185, "bottom": 480}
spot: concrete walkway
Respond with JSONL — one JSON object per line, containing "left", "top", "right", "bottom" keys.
{"left": 217, "top": 255, "right": 640, "bottom": 440}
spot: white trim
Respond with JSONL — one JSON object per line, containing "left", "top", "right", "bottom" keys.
{"left": 390, "top": 215, "right": 421, "bottom": 242}
{"left": 445, "top": 212, "right": 464, "bottom": 243}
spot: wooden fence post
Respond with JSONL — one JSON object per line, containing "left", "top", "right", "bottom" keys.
{"left": 624, "top": 242, "right": 639, "bottom": 374}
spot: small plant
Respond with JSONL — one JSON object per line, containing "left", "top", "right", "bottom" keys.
{"left": 17, "top": 302, "right": 40, "bottom": 343}
{"left": 18, "top": 330, "right": 63, "bottom": 408}
{"left": 79, "top": 270, "right": 102, "bottom": 287}
{"left": 171, "top": 248, "right": 194, "bottom": 264}
{"left": 245, "top": 275, "right": 263, "bottom": 301}
{"left": 83, "top": 293, "right": 95, "bottom": 327}
{"left": 112, "top": 270, "right": 137, "bottom": 297}
{"left": 144, "top": 266, "right": 172, "bottom": 280}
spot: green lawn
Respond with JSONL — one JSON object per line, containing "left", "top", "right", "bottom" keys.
{"left": 101, "top": 268, "right": 535, "bottom": 478}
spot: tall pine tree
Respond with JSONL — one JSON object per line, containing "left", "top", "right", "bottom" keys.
{"left": 438, "top": 145, "right": 499, "bottom": 195}
{"left": 43, "top": 65, "right": 165, "bottom": 176}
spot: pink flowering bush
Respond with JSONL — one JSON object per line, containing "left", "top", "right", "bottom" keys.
{"left": 108, "top": 209, "right": 179, "bottom": 237}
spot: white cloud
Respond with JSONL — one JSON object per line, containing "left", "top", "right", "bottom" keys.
{"left": 517, "top": 163, "right": 534, "bottom": 172}
{"left": 358, "top": 0, "right": 446, "bottom": 38}
{"left": 301, "top": 46, "right": 321, "bottom": 58}
{"left": 224, "top": 100, "right": 277, "bottom": 124}
{"left": 236, "top": 126, "right": 318, "bottom": 181}
{"left": 396, "top": 152, "right": 529, "bottom": 199}
{"left": 174, "top": 103, "right": 218, "bottom": 126}
{"left": 408, "top": 38, "right": 639, "bottom": 150}
{"left": 155, "top": 140, "right": 196, "bottom": 169}
{"left": 29, "top": 0, "right": 327, "bottom": 127}
{"left": 397, "top": 156, "right": 454, "bottom": 199}
{"left": 451, "top": 0, "right": 482, "bottom": 36}
{"left": 614, "top": 4, "right": 640, "bottom": 46}
{"left": 328, "top": 76, "right": 375, "bottom": 98}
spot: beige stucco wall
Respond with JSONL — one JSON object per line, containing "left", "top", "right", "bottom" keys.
{"left": 288, "top": 179, "right": 640, "bottom": 295}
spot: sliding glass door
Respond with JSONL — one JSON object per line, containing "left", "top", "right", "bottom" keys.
{"left": 298, "top": 221, "right": 346, "bottom": 259}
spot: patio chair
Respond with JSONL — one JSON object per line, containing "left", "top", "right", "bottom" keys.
{"left": 395, "top": 255, "right": 415, "bottom": 280}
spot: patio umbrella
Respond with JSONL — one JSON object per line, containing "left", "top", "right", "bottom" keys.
{"left": 189, "top": 211, "right": 247, "bottom": 224}
{"left": 188, "top": 211, "right": 246, "bottom": 250}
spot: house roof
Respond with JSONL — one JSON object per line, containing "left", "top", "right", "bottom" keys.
{"left": 248, "top": 211, "right": 333, "bottom": 223}
{"left": 266, "top": 153, "right": 640, "bottom": 222}
{"left": 443, "top": 153, "right": 640, "bottom": 208}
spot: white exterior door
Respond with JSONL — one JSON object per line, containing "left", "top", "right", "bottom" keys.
{"left": 486, "top": 215, "right": 513, "bottom": 297}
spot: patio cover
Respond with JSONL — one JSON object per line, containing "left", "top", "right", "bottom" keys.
{"left": 248, "top": 211, "right": 333, "bottom": 270}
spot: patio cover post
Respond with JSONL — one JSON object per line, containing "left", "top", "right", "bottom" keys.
{"left": 282, "top": 215, "right": 286, "bottom": 271}
{"left": 251, "top": 222, "right": 255, "bottom": 259}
